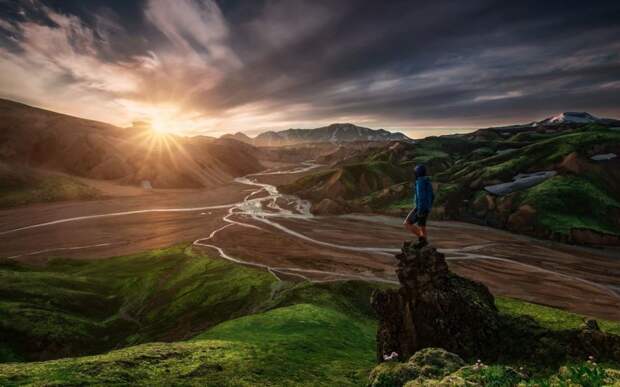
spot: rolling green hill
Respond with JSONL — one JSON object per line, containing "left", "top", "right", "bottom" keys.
{"left": 0, "top": 246, "right": 380, "bottom": 385}
{"left": 0, "top": 162, "right": 101, "bottom": 208}
{"left": 1, "top": 245, "right": 620, "bottom": 385}
{"left": 281, "top": 125, "right": 620, "bottom": 245}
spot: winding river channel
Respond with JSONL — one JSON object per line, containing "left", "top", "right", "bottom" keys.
{"left": 1, "top": 162, "right": 618, "bottom": 303}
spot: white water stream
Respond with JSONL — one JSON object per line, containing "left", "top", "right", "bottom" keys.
{"left": 1, "top": 162, "right": 618, "bottom": 296}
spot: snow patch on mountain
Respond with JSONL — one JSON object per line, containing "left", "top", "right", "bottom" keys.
{"left": 534, "top": 112, "right": 599, "bottom": 126}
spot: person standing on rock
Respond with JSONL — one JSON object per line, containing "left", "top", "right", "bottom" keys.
{"left": 403, "top": 164, "right": 434, "bottom": 248}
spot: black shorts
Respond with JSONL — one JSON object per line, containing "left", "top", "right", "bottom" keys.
{"left": 404, "top": 209, "right": 428, "bottom": 226}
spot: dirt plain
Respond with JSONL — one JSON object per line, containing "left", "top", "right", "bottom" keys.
{"left": 1, "top": 163, "right": 619, "bottom": 320}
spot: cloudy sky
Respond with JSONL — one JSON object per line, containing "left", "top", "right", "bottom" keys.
{"left": 1, "top": 0, "right": 619, "bottom": 138}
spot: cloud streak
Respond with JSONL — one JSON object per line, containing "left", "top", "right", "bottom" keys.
{"left": 0, "top": 0, "right": 619, "bottom": 137}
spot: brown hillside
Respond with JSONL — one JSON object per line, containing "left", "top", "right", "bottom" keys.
{"left": 0, "top": 99, "right": 263, "bottom": 188}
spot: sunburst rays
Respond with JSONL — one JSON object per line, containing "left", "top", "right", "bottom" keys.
{"left": 126, "top": 124, "right": 205, "bottom": 182}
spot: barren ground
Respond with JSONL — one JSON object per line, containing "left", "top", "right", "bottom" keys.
{"left": 1, "top": 163, "right": 618, "bottom": 320}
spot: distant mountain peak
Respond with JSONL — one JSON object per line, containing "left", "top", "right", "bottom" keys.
{"left": 529, "top": 111, "right": 620, "bottom": 128}
{"left": 538, "top": 112, "right": 599, "bottom": 126}
{"left": 220, "top": 132, "right": 254, "bottom": 144}
{"left": 235, "top": 123, "right": 411, "bottom": 146}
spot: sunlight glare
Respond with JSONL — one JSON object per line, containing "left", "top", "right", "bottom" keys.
{"left": 151, "top": 118, "right": 172, "bottom": 134}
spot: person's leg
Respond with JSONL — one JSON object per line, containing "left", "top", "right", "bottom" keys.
{"left": 420, "top": 226, "right": 427, "bottom": 239}
{"left": 405, "top": 222, "right": 422, "bottom": 237}
{"left": 413, "top": 214, "right": 428, "bottom": 248}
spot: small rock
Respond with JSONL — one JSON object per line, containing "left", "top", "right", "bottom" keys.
{"left": 590, "top": 153, "right": 617, "bottom": 161}
{"left": 484, "top": 171, "right": 556, "bottom": 196}
{"left": 582, "top": 318, "right": 600, "bottom": 331}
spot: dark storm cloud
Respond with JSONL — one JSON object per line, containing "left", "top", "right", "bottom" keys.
{"left": 204, "top": 0, "right": 620, "bottom": 125}
{"left": 0, "top": 0, "right": 619, "bottom": 134}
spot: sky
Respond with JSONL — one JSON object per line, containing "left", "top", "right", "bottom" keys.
{"left": 0, "top": 0, "right": 619, "bottom": 138}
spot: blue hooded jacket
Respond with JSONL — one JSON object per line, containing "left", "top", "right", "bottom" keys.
{"left": 414, "top": 165, "right": 434, "bottom": 214}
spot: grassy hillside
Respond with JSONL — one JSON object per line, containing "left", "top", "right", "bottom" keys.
{"left": 1, "top": 245, "right": 620, "bottom": 385}
{"left": 517, "top": 175, "right": 620, "bottom": 236}
{"left": 0, "top": 246, "right": 380, "bottom": 385}
{"left": 281, "top": 126, "right": 620, "bottom": 244}
{"left": 0, "top": 162, "right": 100, "bottom": 208}
{"left": 281, "top": 161, "right": 407, "bottom": 200}
{"left": 0, "top": 99, "right": 265, "bottom": 191}
{"left": 0, "top": 302, "right": 377, "bottom": 386}
{"left": 0, "top": 245, "right": 278, "bottom": 362}
{"left": 435, "top": 128, "right": 620, "bottom": 243}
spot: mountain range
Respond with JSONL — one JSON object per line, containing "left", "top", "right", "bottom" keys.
{"left": 281, "top": 113, "right": 620, "bottom": 245}
{"left": 222, "top": 123, "right": 411, "bottom": 146}
{"left": 2, "top": 97, "right": 619, "bottom": 247}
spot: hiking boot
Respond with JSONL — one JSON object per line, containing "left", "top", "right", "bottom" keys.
{"left": 413, "top": 237, "right": 428, "bottom": 249}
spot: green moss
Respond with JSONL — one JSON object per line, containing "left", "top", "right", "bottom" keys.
{"left": 0, "top": 255, "right": 380, "bottom": 386}
{"left": 369, "top": 348, "right": 465, "bottom": 387}
{"left": 0, "top": 174, "right": 100, "bottom": 208}
{"left": 282, "top": 161, "right": 407, "bottom": 201}
{"left": 518, "top": 176, "right": 620, "bottom": 236}
{"left": 438, "top": 128, "right": 620, "bottom": 184}
{"left": 279, "top": 169, "right": 337, "bottom": 194}
{"left": 195, "top": 303, "right": 377, "bottom": 385}
{"left": 369, "top": 362, "right": 420, "bottom": 387}
{"left": 0, "top": 246, "right": 278, "bottom": 361}
{"left": 496, "top": 297, "right": 620, "bottom": 335}
{"left": 434, "top": 183, "right": 460, "bottom": 205}
{"left": 409, "top": 361, "right": 619, "bottom": 386}
{"left": 2, "top": 244, "right": 620, "bottom": 385}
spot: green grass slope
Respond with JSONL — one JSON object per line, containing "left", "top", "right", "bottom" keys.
{"left": 0, "top": 302, "right": 377, "bottom": 386}
{"left": 496, "top": 297, "right": 620, "bottom": 336}
{"left": 0, "top": 247, "right": 380, "bottom": 386}
{"left": 0, "top": 245, "right": 279, "bottom": 362}
{"left": 281, "top": 161, "right": 407, "bottom": 200}
{"left": 0, "top": 162, "right": 100, "bottom": 208}
{"left": 282, "top": 126, "right": 620, "bottom": 243}
{"left": 517, "top": 175, "right": 620, "bottom": 237}
{"left": 435, "top": 128, "right": 620, "bottom": 242}
{"left": 1, "top": 245, "right": 620, "bottom": 385}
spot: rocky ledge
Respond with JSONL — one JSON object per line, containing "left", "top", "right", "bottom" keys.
{"left": 371, "top": 242, "right": 620, "bottom": 365}
{"left": 371, "top": 243, "right": 500, "bottom": 362}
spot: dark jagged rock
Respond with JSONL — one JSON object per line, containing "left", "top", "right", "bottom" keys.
{"left": 570, "top": 318, "right": 620, "bottom": 361}
{"left": 371, "top": 242, "right": 620, "bottom": 369}
{"left": 371, "top": 243, "right": 501, "bottom": 362}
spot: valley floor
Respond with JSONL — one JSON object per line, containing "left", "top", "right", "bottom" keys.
{"left": 1, "top": 163, "right": 619, "bottom": 322}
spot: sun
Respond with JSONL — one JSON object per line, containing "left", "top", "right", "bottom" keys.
{"left": 150, "top": 118, "right": 172, "bottom": 134}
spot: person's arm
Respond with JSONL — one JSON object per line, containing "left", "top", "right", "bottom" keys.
{"left": 415, "top": 180, "right": 424, "bottom": 212}
{"left": 421, "top": 180, "right": 433, "bottom": 213}
{"left": 429, "top": 181, "right": 435, "bottom": 207}
{"left": 416, "top": 181, "right": 428, "bottom": 214}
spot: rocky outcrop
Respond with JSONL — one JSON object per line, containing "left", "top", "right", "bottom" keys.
{"left": 371, "top": 243, "right": 501, "bottom": 362}
{"left": 370, "top": 242, "right": 620, "bottom": 368}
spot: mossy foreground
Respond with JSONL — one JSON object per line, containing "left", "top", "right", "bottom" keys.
{"left": 369, "top": 348, "right": 620, "bottom": 386}
{"left": 1, "top": 246, "right": 619, "bottom": 386}
{"left": 0, "top": 304, "right": 375, "bottom": 386}
{"left": 0, "top": 246, "right": 378, "bottom": 386}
